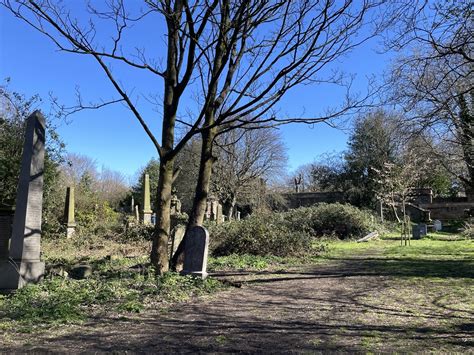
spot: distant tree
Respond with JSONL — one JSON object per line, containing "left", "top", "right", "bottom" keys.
{"left": 343, "top": 110, "right": 404, "bottom": 207}
{"left": 212, "top": 127, "right": 287, "bottom": 218}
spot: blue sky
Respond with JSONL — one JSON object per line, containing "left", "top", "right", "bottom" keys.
{"left": 0, "top": 3, "right": 393, "bottom": 181}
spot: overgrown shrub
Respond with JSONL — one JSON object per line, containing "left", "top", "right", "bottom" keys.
{"left": 281, "top": 203, "right": 380, "bottom": 239}
{"left": 209, "top": 203, "right": 381, "bottom": 257}
{"left": 209, "top": 213, "right": 313, "bottom": 257}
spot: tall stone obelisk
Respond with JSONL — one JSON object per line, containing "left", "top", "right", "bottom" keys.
{"left": 142, "top": 174, "right": 152, "bottom": 225}
{"left": 0, "top": 111, "right": 46, "bottom": 292}
{"left": 65, "top": 186, "right": 76, "bottom": 238}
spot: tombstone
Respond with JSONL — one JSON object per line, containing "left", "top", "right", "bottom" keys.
{"left": 134, "top": 205, "right": 140, "bottom": 223}
{"left": 64, "top": 186, "right": 76, "bottom": 238}
{"left": 216, "top": 203, "right": 223, "bottom": 225}
{"left": 433, "top": 220, "right": 442, "bottom": 231}
{"left": 236, "top": 211, "right": 241, "bottom": 221}
{"left": 0, "top": 206, "right": 15, "bottom": 261}
{"left": 142, "top": 174, "right": 152, "bottom": 225}
{"left": 377, "top": 200, "right": 384, "bottom": 223}
{"left": 171, "top": 225, "right": 186, "bottom": 256}
{"left": 412, "top": 225, "right": 421, "bottom": 240}
{"left": 130, "top": 196, "right": 135, "bottom": 214}
{"left": 181, "top": 226, "right": 209, "bottom": 279}
{"left": 0, "top": 111, "right": 46, "bottom": 291}
{"left": 419, "top": 223, "right": 428, "bottom": 236}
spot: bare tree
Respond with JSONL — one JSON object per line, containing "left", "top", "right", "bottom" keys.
{"left": 385, "top": 0, "right": 473, "bottom": 197}
{"left": 3, "top": 1, "right": 386, "bottom": 273}
{"left": 212, "top": 127, "right": 287, "bottom": 218}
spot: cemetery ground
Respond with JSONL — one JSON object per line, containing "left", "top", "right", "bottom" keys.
{"left": 0, "top": 233, "right": 473, "bottom": 352}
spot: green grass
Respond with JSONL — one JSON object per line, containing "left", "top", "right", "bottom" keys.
{"left": 0, "top": 256, "right": 226, "bottom": 333}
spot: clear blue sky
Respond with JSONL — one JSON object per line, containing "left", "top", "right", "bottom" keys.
{"left": 0, "top": 3, "right": 393, "bottom": 181}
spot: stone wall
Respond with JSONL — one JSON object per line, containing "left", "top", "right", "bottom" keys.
{"left": 419, "top": 202, "right": 474, "bottom": 220}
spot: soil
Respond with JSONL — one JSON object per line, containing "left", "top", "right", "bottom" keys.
{"left": 1, "top": 255, "right": 473, "bottom": 353}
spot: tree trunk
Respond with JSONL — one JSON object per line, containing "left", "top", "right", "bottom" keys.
{"left": 171, "top": 127, "right": 217, "bottom": 270}
{"left": 150, "top": 156, "right": 175, "bottom": 274}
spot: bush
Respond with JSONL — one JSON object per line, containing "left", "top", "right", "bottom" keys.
{"left": 461, "top": 218, "right": 473, "bottom": 239}
{"left": 209, "top": 213, "right": 313, "bottom": 257}
{"left": 209, "top": 203, "right": 381, "bottom": 257}
{"left": 281, "top": 203, "right": 380, "bottom": 239}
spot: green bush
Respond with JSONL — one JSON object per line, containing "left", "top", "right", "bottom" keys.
{"left": 209, "top": 213, "right": 313, "bottom": 257}
{"left": 209, "top": 203, "right": 381, "bottom": 257}
{"left": 282, "top": 203, "right": 380, "bottom": 239}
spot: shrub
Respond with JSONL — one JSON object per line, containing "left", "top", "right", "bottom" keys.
{"left": 208, "top": 203, "right": 381, "bottom": 257}
{"left": 281, "top": 203, "right": 380, "bottom": 239}
{"left": 209, "top": 213, "right": 312, "bottom": 257}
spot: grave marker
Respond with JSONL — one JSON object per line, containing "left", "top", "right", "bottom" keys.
{"left": 0, "top": 111, "right": 46, "bottom": 291}
{"left": 181, "top": 226, "right": 209, "bottom": 279}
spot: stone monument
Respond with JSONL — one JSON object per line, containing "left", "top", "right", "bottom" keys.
{"left": 65, "top": 186, "right": 76, "bottom": 238}
{"left": 0, "top": 111, "right": 46, "bottom": 291}
{"left": 433, "top": 220, "right": 442, "bottom": 231}
{"left": 142, "top": 174, "right": 152, "bottom": 225}
{"left": 181, "top": 226, "right": 209, "bottom": 279}
{"left": 216, "top": 203, "right": 223, "bottom": 224}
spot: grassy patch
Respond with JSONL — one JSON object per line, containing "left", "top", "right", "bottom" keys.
{"left": 0, "top": 257, "right": 226, "bottom": 333}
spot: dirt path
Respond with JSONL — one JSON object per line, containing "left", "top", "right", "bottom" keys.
{"left": 2, "top": 257, "right": 473, "bottom": 353}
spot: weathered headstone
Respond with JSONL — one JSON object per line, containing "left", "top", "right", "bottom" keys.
{"left": 433, "top": 220, "right": 442, "bottom": 231}
{"left": 181, "top": 226, "right": 209, "bottom": 279}
{"left": 236, "top": 211, "right": 241, "bottom": 221}
{"left": 412, "top": 225, "right": 421, "bottom": 240}
{"left": 65, "top": 186, "right": 76, "bottom": 238}
{"left": 0, "top": 111, "right": 46, "bottom": 291}
{"left": 216, "top": 203, "right": 223, "bottom": 225}
{"left": 142, "top": 174, "right": 152, "bottom": 225}
{"left": 171, "top": 225, "right": 186, "bottom": 256}
{"left": 419, "top": 223, "right": 428, "bottom": 236}
{"left": 134, "top": 205, "right": 139, "bottom": 223}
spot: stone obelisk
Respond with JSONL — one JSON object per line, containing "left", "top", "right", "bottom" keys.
{"left": 65, "top": 186, "right": 76, "bottom": 238}
{"left": 0, "top": 111, "right": 46, "bottom": 292}
{"left": 142, "top": 174, "right": 152, "bottom": 225}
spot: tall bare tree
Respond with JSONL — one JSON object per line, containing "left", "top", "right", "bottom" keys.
{"left": 3, "top": 1, "right": 387, "bottom": 273}
{"left": 386, "top": 0, "right": 473, "bottom": 197}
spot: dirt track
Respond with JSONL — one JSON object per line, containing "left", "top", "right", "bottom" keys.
{"left": 2, "top": 255, "right": 473, "bottom": 353}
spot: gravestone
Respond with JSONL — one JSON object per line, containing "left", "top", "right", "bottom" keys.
{"left": 412, "top": 225, "right": 421, "bottom": 240}
{"left": 65, "top": 186, "right": 76, "bottom": 238}
{"left": 216, "top": 203, "right": 223, "bottom": 225}
{"left": 419, "top": 223, "right": 428, "bottom": 236}
{"left": 181, "top": 226, "right": 209, "bottom": 279}
{"left": 0, "top": 111, "right": 46, "bottom": 291}
{"left": 171, "top": 225, "right": 186, "bottom": 256}
{"left": 142, "top": 174, "right": 152, "bottom": 225}
{"left": 134, "top": 205, "right": 139, "bottom": 222}
{"left": 130, "top": 196, "right": 134, "bottom": 214}
{"left": 236, "top": 211, "right": 241, "bottom": 221}
{"left": 433, "top": 220, "right": 442, "bottom": 231}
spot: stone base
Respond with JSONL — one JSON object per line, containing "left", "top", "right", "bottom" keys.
{"left": 66, "top": 226, "right": 76, "bottom": 239}
{"left": 0, "top": 260, "right": 45, "bottom": 293}
{"left": 180, "top": 270, "right": 208, "bottom": 279}
{"left": 143, "top": 212, "right": 152, "bottom": 225}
